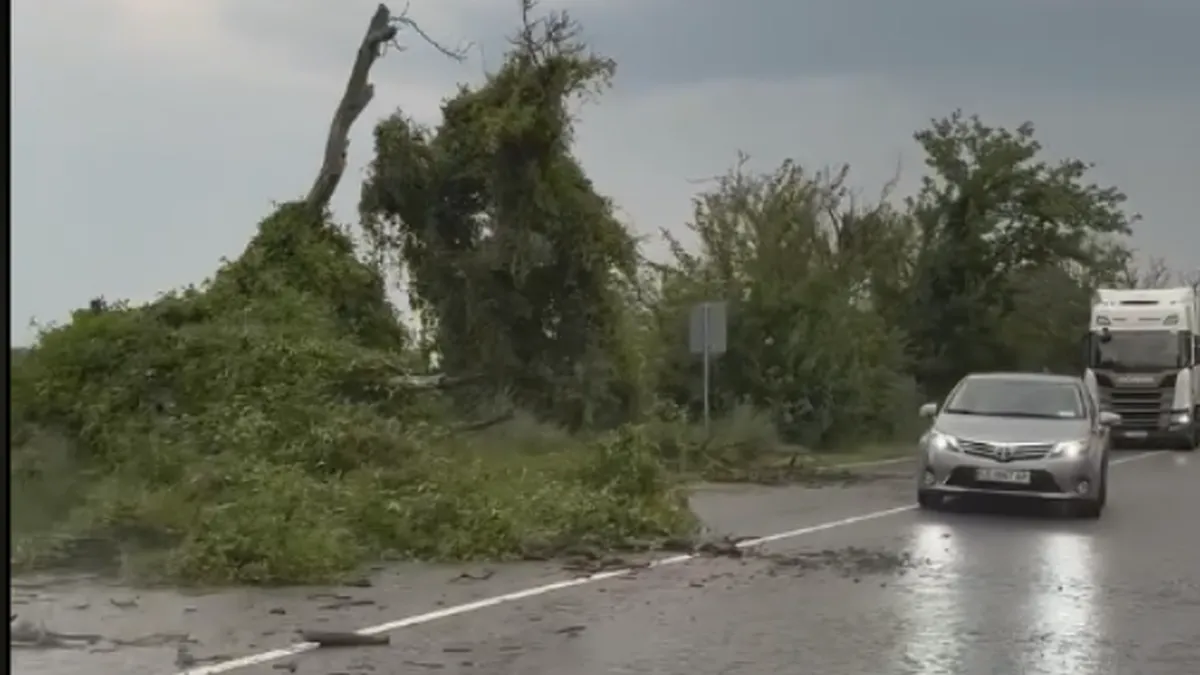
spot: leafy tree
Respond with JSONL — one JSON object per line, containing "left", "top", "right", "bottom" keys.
{"left": 650, "top": 160, "right": 916, "bottom": 448}
{"left": 904, "top": 111, "right": 1138, "bottom": 394}
{"left": 361, "top": 1, "right": 641, "bottom": 428}
{"left": 994, "top": 263, "right": 1093, "bottom": 373}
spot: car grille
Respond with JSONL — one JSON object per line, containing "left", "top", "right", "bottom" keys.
{"left": 1099, "top": 386, "right": 1172, "bottom": 429}
{"left": 946, "top": 467, "right": 1062, "bottom": 493}
{"left": 958, "top": 439, "right": 1055, "bottom": 462}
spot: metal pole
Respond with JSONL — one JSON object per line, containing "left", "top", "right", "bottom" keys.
{"left": 702, "top": 303, "right": 711, "bottom": 438}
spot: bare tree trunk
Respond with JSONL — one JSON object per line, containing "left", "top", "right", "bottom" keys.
{"left": 303, "top": 3, "right": 465, "bottom": 213}
{"left": 1182, "top": 269, "right": 1200, "bottom": 293}
{"left": 1121, "top": 256, "right": 1174, "bottom": 289}
{"left": 304, "top": 5, "right": 399, "bottom": 211}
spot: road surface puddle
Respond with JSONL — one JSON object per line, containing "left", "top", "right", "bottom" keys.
{"left": 892, "top": 522, "right": 968, "bottom": 673}
{"left": 1022, "top": 532, "right": 1108, "bottom": 673}
{"left": 889, "top": 521, "right": 1116, "bottom": 675}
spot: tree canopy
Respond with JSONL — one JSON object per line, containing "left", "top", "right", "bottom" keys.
{"left": 361, "top": 5, "right": 639, "bottom": 429}
{"left": 9, "top": 1, "right": 1160, "bottom": 585}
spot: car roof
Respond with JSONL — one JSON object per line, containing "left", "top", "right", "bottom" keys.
{"left": 962, "top": 372, "right": 1083, "bottom": 386}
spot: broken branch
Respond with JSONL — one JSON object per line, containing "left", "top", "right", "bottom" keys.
{"left": 305, "top": 3, "right": 468, "bottom": 212}
{"left": 299, "top": 630, "right": 390, "bottom": 648}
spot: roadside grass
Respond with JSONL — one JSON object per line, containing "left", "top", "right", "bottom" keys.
{"left": 803, "top": 443, "right": 914, "bottom": 468}
{"left": 633, "top": 404, "right": 915, "bottom": 485}
{"left": 677, "top": 443, "right": 913, "bottom": 486}
{"left": 416, "top": 408, "right": 913, "bottom": 487}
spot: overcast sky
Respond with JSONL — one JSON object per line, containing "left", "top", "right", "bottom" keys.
{"left": 12, "top": 0, "right": 1200, "bottom": 344}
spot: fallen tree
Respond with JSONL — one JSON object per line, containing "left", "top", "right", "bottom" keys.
{"left": 9, "top": 2, "right": 696, "bottom": 585}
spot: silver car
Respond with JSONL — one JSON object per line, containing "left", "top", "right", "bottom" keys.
{"left": 916, "top": 372, "right": 1120, "bottom": 518}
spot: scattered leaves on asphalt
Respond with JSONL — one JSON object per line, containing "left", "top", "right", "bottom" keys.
{"left": 764, "top": 546, "right": 920, "bottom": 579}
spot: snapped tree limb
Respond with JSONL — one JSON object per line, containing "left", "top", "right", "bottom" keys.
{"left": 299, "top": 630, "right": 390, "bottom": 648}
{"left": 305, "top": 3, "right": 467, "bottom": 212}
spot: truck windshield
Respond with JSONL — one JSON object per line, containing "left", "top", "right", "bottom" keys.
{"left": 1092, "top": 331, "right": 1181, "bottom": 370}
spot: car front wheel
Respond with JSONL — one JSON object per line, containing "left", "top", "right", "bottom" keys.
{"left": 1076, "top": 499, "right": 1104, "bottom": 519}
{"left": 1076, "top": 471, "right": 1106, "bottom": 519}
{"left": 917, "top": 491, "right": 943, "bottom": 510}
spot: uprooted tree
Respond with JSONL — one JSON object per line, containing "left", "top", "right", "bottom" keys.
{"left": 9, "top": 2, "right": 695, "bottom": 585}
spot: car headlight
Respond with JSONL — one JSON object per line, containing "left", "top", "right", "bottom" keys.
{"left": 1169, "top": 411, "right": 1192, "bottom": 426}
{"left": 922, "top": 430, "right": 958, "bottom": 453}
{"left": 1050, "top": 440, "right": 1086, "bottom": 458}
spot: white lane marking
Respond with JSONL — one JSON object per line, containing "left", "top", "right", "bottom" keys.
{"left": 1109, "top": 451, "right": 1163, "bottom": 467}
{"left": 177, "top": 450, "right": 1163, "bottom": 675}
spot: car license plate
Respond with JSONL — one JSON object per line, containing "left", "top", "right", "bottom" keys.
{"left": 1122, "top": 430, "right": 1147, "bottom": 439}
{"left": 976, "top": 468, "right": 1031, "bottom": 484}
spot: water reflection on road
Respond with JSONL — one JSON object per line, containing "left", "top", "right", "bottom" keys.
{"left": 1021, "top": 530, "right": 1108, "bottom": 675}
{"left": 891, "top": 516, "right": 1112, "bottom": 675}
{"left": 892, "top": 521, "right": 964, "bottom": 667}
{"left": 892, "top": 521, "right": 965, "bottom": 673}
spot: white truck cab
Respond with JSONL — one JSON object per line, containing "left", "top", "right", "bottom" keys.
{"left": 1084, "top": 287, "right": 1199, "bottom": 450}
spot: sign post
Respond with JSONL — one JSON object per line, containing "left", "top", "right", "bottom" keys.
{"left": 688, "top": 301, "right": 728, "bottom": 472}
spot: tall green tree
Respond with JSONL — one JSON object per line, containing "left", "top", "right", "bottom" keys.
{"left": 360, "top": 1, "right": 640, "bottom": 428}
{"left": 904, "top": 111, "right": 1137, "bottom": 394}
{"left": 651, "top": 161, "right": 916, "bottom": 447}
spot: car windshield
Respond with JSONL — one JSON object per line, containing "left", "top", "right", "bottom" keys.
{"left": 943, "top": 378, "right": 1084, "bottom": 419}
{"left": 1092, "top": 330, "right": 1181, "bottom": 370}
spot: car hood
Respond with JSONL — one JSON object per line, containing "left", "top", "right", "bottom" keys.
{"left": 934, "top": 414, "right": 1089, "bottom": 444}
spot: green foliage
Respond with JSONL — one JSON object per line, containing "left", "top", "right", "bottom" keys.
{"left": 361, "top": 5, "right": 640, "bottom": 429}
{"left": 10, "top": 200, "right": 695, "bottom": 585}
{"left": 11, "top": 2, "right": 1148, "bottom": 586}
{"left": 903, "top": 111, "right": 1137, "bottom": 393}
{"left": 648, "top": 162, "right": 921, "bottom": 448}
{"left": 638, "top": 112, "right": 1136, "bottom": 447}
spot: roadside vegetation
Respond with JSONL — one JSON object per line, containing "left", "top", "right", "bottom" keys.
{"left": 9, "top": 1, "right": 1194, "bottom": 585}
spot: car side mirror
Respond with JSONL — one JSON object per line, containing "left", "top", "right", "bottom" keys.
{"left": 1099, "top": 411, "right": 1121, "bottom": 426}
{"left": 918, "top": 402, "right": 938, "bottom": 418}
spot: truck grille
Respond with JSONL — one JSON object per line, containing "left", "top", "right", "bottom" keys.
{"left": 958, "top": 440, "right": 1054, "bottom": 462}
{"left": 1099, "top": 387, "right": 1172, "bottom": 429}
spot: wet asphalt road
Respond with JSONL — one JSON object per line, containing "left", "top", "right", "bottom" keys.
{"left": 11, "top": 450, "right": 1200, "bottom": 675}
